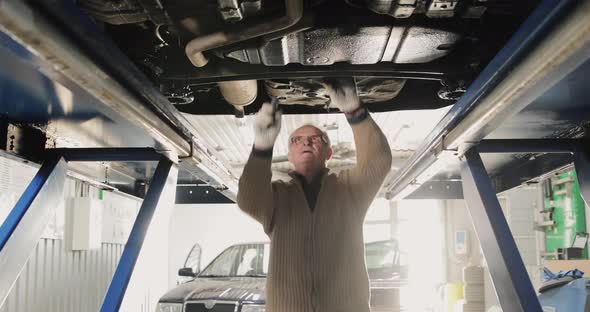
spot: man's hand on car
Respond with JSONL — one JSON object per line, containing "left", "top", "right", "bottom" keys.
{"left": 254, "top": 100, "right": 282, "bottom": 151}
{"left": 323, "top": 78, "right": 361, "bottom": 113}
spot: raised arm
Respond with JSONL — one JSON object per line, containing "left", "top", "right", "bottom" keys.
{"left": 324, "top": 78, "right": 392, "bottom": 218}
{"left": 346, "top": 115, "right": 392, "bottom": 213}
{"left": 236, "top": 102, "right": 282, "bottom": 234}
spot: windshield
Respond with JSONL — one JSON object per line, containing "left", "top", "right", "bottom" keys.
{"left": 198, "top": 240, "right": 403, "bottom": 278}
{"left": 200, "top": 243, "right": 270, "bottom": 277}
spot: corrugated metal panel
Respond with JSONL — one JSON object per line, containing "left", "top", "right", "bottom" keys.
{"left": 183, "top": 108, "right": 450, "bottom": 180}
{"left": 0, "top": 239, "right": 123, "bottom": 312}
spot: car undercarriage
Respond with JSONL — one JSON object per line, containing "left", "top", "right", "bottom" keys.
{"left": 74, "top": 0, "right": 539, "bottom": 116}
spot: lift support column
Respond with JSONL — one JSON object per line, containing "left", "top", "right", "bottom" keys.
{"left": 101, "top": 155, "right": 178, "bottom": 312}
{"left": 461, "top": 149, "right": 541, "bottom": 312}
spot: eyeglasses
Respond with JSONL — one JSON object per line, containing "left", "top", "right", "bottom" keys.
{"left": 289, "top": 134, "right": 327, "bottom": 146}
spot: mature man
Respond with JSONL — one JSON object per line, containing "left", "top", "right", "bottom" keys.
{"left": 237, "top": 79, "right": 392, "bottom": 312}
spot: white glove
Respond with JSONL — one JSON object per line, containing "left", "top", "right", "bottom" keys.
{"left": 253, "top": 101, "right": 282, "bottom": 150}
{"left": 323, "top": 78, "right": 361, "bottom": 113}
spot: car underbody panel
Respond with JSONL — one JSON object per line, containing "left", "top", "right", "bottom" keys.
{"left": 73, "top": 0, "right": 538, "bottom": 115}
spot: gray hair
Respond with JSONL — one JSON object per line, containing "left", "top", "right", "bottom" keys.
{"left": 288, "top": 124, "right": 331, "bottom": 146}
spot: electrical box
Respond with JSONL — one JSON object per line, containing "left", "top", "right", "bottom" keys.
{"left": 65, "top": 197, "right": 103, "bottom": 250}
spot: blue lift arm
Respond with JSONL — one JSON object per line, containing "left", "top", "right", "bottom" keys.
{"left": 101, "top": 155, "right": 178, "bottom": 312}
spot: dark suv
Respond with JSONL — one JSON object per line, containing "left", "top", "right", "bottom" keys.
{"left": 157, "top": 240, "right": 407, "bottom": 312}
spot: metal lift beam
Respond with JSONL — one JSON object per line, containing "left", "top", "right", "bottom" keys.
{"left": 0, "top": 0, "right": 239, "bottom": 197}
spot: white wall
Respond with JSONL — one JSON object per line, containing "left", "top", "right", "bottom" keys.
{"left": 445, "top": 200, "right": 482, "bottom": 283}
{"left": 168, "top": 204, "right": 269, "bottom": 287}
{"left": 0, "top": 240, "right": 123, "bottom": 312}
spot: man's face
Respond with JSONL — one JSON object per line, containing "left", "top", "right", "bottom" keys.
{"left": 287, "top": 126, "right": 332, "bottom": 170}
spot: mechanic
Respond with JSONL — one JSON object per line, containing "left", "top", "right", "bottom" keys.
{"left": 237, "top": 78, "right": 392, "bottom": 312}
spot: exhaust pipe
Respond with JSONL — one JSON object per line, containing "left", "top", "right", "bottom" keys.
{"left": 185, "top": 0, "right": 303, "bottom": 68}
{"left": 185, "top": 0, "right": 301, "bottom": 113}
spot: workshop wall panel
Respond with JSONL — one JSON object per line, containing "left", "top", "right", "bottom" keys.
{"left": 0, "top": 239, "right": 123, "bottom": 312}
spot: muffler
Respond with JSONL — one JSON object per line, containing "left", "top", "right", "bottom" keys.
{"left": 218, "top": 80, "right": 258, "bottom": 116}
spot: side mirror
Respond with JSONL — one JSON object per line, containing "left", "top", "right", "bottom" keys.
{"left": 178, "top": 267, "right": 196, "bottom": 277}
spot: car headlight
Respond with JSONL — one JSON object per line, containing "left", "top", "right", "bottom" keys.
{"left": 156, "top": 302, "right": 183, "bottom": 312}
{"left": 241, "top": 304, "right": 265, "bottom": 312}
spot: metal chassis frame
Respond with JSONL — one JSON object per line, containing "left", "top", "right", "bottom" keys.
{"left": 460, "top": 139, "right": 589, "bottom": 312}
{"left": 161, "top": 59, "right": 454, "bottom": 84}
{"left": 0, "top": 148, "right": 178, "bottom": 312}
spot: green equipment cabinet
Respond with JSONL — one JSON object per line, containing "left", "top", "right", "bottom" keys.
{"left": 543, "top": 170, "right": 588, "bottom": 259}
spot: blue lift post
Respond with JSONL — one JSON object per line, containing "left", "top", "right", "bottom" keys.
{"left": 101, "top": 156, "right": 178, "bottom": 312}
{"left": 461, "top": 149, "right": 542, "bottom": 312}
{"left": 380, "top": 0, "right": 590, "bottom": 310}
{"left": 0, "top": 148, "right": 178, "bottom": 311}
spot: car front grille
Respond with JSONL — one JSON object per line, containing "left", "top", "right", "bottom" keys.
{"left": 185, "top": 302, "right": 237, "bottom": 312}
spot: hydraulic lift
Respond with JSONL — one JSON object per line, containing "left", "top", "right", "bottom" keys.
{"left": 383, "top": 0, "right": 590, "bottom": 311}
{"left": 0, "top": 0, "right": 589, "bottom": 312}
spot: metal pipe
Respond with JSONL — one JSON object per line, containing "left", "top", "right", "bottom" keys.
{"left": 185, "top": 0, "right": 303, "bottom": 67}
{"left": 385, "top": 0, "right": 589, "bottom": 200}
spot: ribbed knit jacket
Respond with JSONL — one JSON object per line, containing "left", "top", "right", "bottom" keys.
{"left": 237, "top": 116, "right": 392, "bottom": 312}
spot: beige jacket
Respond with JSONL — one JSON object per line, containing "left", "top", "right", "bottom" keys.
{"left": 237, "top": 116, "right": 392, "bottom": 312}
